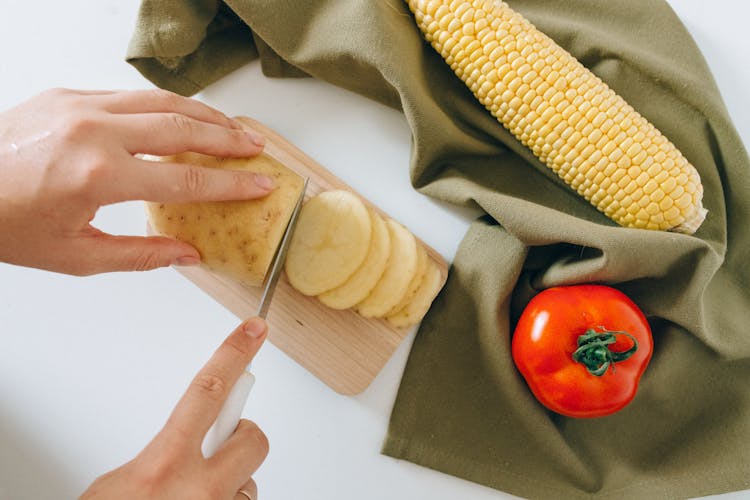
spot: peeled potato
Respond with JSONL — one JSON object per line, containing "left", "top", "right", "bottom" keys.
{"left": 285, "top": 190, "right": 372, "bottom": 296}
{"left": 387, "top": 258, "right": 445, "bottom": 328}
{"left": 356, "top": 218, "right": 418, "bottom": 318}
{"left": 386, "top": 243, "right": 428, "bottom": 316}
{"left": 317, "top": 209, "right": 391, "bottom": 310}
{"left": 145, "top": 152, "right": 304, "bottom": 288}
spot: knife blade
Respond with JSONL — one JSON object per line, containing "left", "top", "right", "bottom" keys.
{"left": 202, "top": 177, "right": 309, "bottom": 457}
{"left": 256, "top": 176, "right": 309, "bottom": 319}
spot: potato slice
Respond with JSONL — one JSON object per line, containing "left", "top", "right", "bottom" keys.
{"left": 145, "top": 152, "right": 304, "bottom": 288}
{"left": 317, "top": 209, "right": 391, "bottom": 310}
{"left": 285, "top": 190, "right": 372, "bottom": 296}
{"left": 386, "top": 258, "right": 444, "bottom": 328}
{"left": 356, "top": 218, "right": 418, "bottom": 318}
{"left": 386, "top": 243, "right": 428, "bottom": 316}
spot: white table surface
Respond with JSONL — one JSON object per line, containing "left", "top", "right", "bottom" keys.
{"left": 0, "top": 1, "right": 748, "bottom": 499}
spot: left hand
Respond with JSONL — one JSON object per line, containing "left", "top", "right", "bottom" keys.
{"left": 80, "top": 317, "right": 270, "bottom": 500}
{"left": 0, "top": 88, "right": 273, "bottom": 276}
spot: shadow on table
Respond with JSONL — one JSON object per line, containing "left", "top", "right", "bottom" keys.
{"left": 0, "top": 411, "right": 79, "bottom": 499}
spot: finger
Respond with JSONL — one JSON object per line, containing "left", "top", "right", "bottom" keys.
{"left": 211, "top": 419, "right": 269, "bottom": 483}
{"left": 72, "top": 231, "right": 200, "bottom": 275}
{"left": 71, "top": 89, "right": 121, "bottom": 96}
{"left": 108, "top": 156, "right": 275, "bottom": 204}
{"left": 235, "top": 478, "right": 258, "bottom": 500}
{"left": 165, "top": 318, "right": 268, "bottom": 445}
{"left": 46, "top": 88, "right": 119, "bottom": 96}
{"left": 97, "top": 89, "right": 239, "bottom": 130}
{"left": 114, "top": 113, "right": 265, "bottom": 157}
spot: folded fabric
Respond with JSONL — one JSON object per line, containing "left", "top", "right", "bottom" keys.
{"left": 127, "top": 1, "right": 750, "bottom": 498}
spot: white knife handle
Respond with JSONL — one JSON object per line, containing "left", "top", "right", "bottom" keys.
{"left": 202, "top": 370, "right": 255, "bottom": 457}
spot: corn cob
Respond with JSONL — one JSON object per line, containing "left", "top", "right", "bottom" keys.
{"left": 407, "top": 0, "right": 706, "bottom": 233}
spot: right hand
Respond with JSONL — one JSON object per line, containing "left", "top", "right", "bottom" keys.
{"left": 80, "top": 317, "right": 270, "bottom": 500}
{"left": 0, "top": 88, "right": 273, "bottom": 276}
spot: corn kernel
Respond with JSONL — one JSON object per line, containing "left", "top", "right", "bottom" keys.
{"left": 409, "top": 0, "right": 704, "bottom": 232}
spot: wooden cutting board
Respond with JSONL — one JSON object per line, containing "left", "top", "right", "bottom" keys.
{"left": 174, "top": 118, "right": 449, "bottom": 395}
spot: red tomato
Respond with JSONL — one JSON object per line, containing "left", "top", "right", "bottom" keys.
{"left": 511, "top": 285, "right": 653, "bottom": 418}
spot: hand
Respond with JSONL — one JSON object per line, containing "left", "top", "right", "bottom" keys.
{"left": 0, "top": 88, "right": 273, "bottom": 276}
{"left": 81, "top": 317, "right": 270, "bottom": 500}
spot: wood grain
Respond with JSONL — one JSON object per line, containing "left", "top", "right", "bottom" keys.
{"left": 174, "top": 118, "right": 448, "bottom": 395}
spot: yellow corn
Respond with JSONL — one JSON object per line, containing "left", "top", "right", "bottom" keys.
{"left": 407, "top": 0, "right": 706, "bottom": 233}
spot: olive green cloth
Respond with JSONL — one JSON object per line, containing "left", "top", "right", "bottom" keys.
{"left": 127, "top": 1, "right": 750, "bottom": 498}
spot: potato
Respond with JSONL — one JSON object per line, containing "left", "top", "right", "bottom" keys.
{"left": 284, "top": 190, "right": 372, "bottom": 296}
{"left": 386, "top": 243, "right": 428, "bottom": 316}
{"left": 356, "top": 218, "right": 419, "bottom": 318}
{"left": 145, "top": 138, "right": 445, "bottom": 328}
{"left": 145, "top": 152, "right": 304, "bottom": 288}
{"left": 317, "top": 209, "right": 391, "bottom": 310}
{"left": 386, "top": 258, "right": 444, "bottom": 328}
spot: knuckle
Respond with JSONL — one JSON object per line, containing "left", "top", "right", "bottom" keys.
{"left": 223, "top": 333, "right": 254, "bottom": 358}
{"left": 183, "top": 165, "right": 208, "bottom": 197}
{"left": 229, "top": 128, "right": 250, "bottom": 145}
{"left": 132, "top": 251, "right": 162, "bottom": 272}
{"left": 221, "top": 130, "right": 244, "bottom": 153}
{"left": 70, "top": 153, "right": 109, "bottom": 193}
{"left": 232, "top": 171, "right": 247, "bottom": 188}
{"left": 71, "top": 264, "right": 97, "bottom": 277}
{"left": 149, "top": 88, "right": 181, "bottom": 108}
{"left": 134, "top": 456, "right": 179, "bottom": 492}
{"left": 216, "top": 110, "right": 235, "bottom": 128}
{"left": 191, "top": 372, "right": 228, "bottom": 402}
{"left": 63, "top": 114, "right": 99, "bottom": 141}
{"left": 86, "top": 153, "right": 110, "bottom": 182}
{"left": 167, "top": 113, "right": 196, "bottom": 137}
{"left": 65, "top": 264, "right": 95, "bottom": 277}
{"left": 43, "top": 87, "right": 70, "bottom": 98}
{"left": 200, "top": 103, "right": 230, "bottom": 126}
{"left": 230, "top": 171, "right": 256, "bottom": 196}
{"left": 238, "top": 420, "right": 269, "bottom": 457}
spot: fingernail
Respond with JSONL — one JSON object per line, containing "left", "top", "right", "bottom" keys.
{"left": 174, "top": 255, "right": 201, "bottom": 266}
{"left": 246, "top": 130, "right": 266, "bottom": 147}
{"left": 254, "top": 173, "right": 275, "bottom": 190}
{"left": 244, "top": 317, "right": 267, "bottom": 338}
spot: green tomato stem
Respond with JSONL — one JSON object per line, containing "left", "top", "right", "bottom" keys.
{"left": 572, "top": 327, "right": 638, "bottom": 376}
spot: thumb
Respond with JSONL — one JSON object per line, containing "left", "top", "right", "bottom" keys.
{"left": 82, "top": 233, "right": 201, "bottom": 274}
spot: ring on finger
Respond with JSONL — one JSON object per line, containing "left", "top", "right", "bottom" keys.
{"left": 237, "top": 489, "right": 255, "bottom": 500}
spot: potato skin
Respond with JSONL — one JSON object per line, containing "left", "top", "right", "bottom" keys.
{"left": 146, "top": 152, "right": 304, "bottom": 288}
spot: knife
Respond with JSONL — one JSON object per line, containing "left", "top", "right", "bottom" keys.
{"left": 202, "top": 177, "right": 309, "bottom": 457}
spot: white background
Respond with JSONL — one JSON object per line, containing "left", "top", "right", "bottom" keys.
{"left": 0, "top": 1, "right": 748, "bottom": 499}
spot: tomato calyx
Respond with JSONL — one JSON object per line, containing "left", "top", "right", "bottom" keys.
{"left": 572, "top": 327, "right": 639, "bottom": 377}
